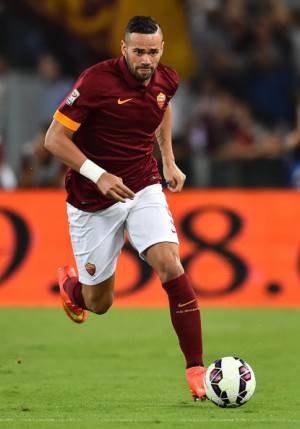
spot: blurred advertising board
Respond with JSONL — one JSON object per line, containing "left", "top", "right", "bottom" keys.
{"left": 0, "top": 190, "right": 299, "bottom": 307}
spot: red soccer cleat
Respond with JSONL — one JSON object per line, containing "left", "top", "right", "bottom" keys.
{"left": 186, "top": 366, "right": 207, "bottom": 401}
{"left": 58, "top": 266, "right": 87, "bottom": 324}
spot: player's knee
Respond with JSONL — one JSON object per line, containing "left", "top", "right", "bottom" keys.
{"left": 88, "top": 296, "right": 113, "bottom": 315}
{"left": 155, "top": 252, "right": 183, "bottom": 282}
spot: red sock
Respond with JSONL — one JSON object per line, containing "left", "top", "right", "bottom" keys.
{"left": 64, "top": 277, "right": 87, "bottom": 310}
{"left": 162, "top": 273, "right": 203, "bottom": 368}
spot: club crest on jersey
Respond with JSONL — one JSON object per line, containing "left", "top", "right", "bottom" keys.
{"left": 157, "top": 92, "right": 166, "bottom": 109}
{"left": 85, "top": 262, "right": 96, "bottom": 276}
{"left": 66, "top": 88, "right": 80, "bottom": 106}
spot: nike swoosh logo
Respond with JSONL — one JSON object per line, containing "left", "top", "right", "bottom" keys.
{"left": 118, "top": 98, "right": 133, "bottom": 105}
{"left": 178, "top": 298, "right": 197, "bottom": 308}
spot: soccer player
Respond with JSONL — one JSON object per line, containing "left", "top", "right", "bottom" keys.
{"left": 45, "top": 15, "right": 206, "bottom": 401}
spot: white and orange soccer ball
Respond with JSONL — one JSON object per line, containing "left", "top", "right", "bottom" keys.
{"left": 204, "top": 356, "right": 256, "bottom": 407}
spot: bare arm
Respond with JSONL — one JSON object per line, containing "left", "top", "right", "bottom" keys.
{"left": 155, "top": 103, "right": 175, "bottom": 166}
{"left": 45, "top": 120, "right": 86, "bottom": 170}
{"left": 44, "top": 120, "right": 134, "bottom": 202}
{"left": 155, "top": 103, "right": 186, "bottom": 192}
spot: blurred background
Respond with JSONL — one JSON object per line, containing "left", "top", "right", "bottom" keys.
{"left": 0, "top": 0, "right": 299, "bottom": 307}
{"left": 1, "top": 0, "right": 300, "bottom": 190}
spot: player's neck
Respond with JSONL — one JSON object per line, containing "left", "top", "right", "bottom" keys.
{"left": 142, "top": 78, "right": 151, "bottom": 87}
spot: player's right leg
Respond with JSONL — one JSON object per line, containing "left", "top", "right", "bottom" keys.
{"left": 58, "top": 267, "right": 115, "bottom": 323}
{"left": 58, "top": 265, "right": 87, "bottom": 323}
{"left": 82, "top": 273, "right": 115, "bottom": 314}
{"left": 58, "top": 202, "right": 127, "bottom": 323}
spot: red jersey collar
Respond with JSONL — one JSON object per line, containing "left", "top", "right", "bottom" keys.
{"left": 118, "top": 56, "right": 157, "bottom": 90}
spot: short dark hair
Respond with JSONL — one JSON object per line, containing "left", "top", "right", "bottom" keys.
{"left": 125, "top": 16, "right": 163, "bottom": 40}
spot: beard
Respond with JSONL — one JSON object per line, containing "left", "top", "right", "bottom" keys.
{"left": 125, "top": 57, "right": 155, "bottom": 82}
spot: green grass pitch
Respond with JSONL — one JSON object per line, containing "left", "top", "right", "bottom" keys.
{"left": 0, "top": 307, "right": 299, "bottom": 429}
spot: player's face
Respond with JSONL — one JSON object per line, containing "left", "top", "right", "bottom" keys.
{"left": 121, "top": 32, "right": 164, "bottom": 84}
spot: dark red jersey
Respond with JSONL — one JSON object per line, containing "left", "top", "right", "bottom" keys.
{"left": 54, "top": 56, "right": 179, "bottom": 212}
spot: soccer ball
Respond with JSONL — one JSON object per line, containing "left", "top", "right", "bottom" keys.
{"left": 204, "top": 356, "right": 256, "bottom": 407}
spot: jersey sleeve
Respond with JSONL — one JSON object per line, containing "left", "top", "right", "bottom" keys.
{"left": 53, "top": 68, "right": 98, "bottom": 131}
{"left": 167, "top": 68, "right": 180, "bottom": 98}
{"left": 160, "top": 65, "right": 180, "bottom": 99}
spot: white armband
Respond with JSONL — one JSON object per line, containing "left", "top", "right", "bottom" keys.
{"left": 79, "top": 159, "right": 106, "bottom": 184}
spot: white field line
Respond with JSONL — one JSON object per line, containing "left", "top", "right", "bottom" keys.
{"left": 0, "top": 418, "right": 300, "bottom": 423}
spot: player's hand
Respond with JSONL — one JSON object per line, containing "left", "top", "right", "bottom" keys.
{"left": 163, "top": 161, "right": 186, "bottom": 192}
{"left": 97, "top": 172, "right": 135, "bottom": 203}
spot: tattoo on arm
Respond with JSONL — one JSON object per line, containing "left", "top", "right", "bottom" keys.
{"left": 156, "top": 128, "right": 165, "bottom": 148}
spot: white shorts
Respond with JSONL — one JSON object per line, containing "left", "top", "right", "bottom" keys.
{"left": 67, "top": 184, "right": 179, "bottom": 285}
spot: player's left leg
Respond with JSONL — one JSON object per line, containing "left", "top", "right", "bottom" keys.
{"left": 144, "top": 242, "right": 206, "bottom": 400}
{"left": 126, "top": 184, "right": 206, "bottom": 400}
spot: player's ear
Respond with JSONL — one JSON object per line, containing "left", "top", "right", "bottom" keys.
{"left": 121, "top": 40, "right": 126, "bottom": 56}
{"left": 161, "top": 41, "right": 164, "bottom": 56}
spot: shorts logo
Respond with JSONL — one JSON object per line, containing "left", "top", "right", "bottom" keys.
{"left": 66, "top": 89, "right": 80, "bottom": 106}
{"left": 85, "top": 262, "right": 96, "bottom": 276}
{"left": 157, "top": 92, "right": 166, "bottom": 109}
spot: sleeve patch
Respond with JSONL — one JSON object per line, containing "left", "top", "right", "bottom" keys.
{"left": 66, "top": 88, "right": 80, "bottom": 106}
